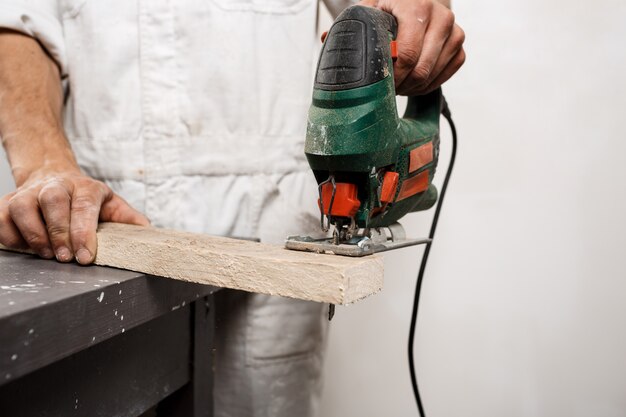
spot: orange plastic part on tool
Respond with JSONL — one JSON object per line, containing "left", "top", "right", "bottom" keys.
{"left": 318, "top": 182, "right": 361, "bottom": 218}
{"left": 380, "top": 171, "right": 399, "bottom": 203}
{"left": 409, "top": 142, "right": 434, "bottom": 173}
{"left": 390, "top": 40, "right": 398, "bottom": 60}
{"left": 396, "top": 170, "right": 430, "bottom": 201}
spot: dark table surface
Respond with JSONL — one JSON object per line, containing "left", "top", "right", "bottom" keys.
{"left": 0, "top": 250, "right": 218, "bottom": 386}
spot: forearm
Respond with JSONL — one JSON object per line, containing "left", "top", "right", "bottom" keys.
{"left": 0, "top": 30, "right": 79, "bottom": 187}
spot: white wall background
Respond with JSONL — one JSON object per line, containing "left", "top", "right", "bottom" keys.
{"left": 1, "top": 1, "right": 625, "bottom": 416}
{"left": 319, "top": 0, "right": 626, "bottom": 416}
{"left": 0, "top": 148, "right": 11, "bottom": 191}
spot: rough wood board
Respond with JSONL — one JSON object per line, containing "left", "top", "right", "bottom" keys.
{"left": 0, "top": 223, "right": 384, "bottom": 305}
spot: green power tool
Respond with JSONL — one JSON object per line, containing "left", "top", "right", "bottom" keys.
{"left": 286, "top": 5, "right": 444, "bottom": 257}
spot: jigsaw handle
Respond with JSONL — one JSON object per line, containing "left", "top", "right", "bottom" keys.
{"left": 316, "top": 5, "right": 443, "bottom": 120}
{"left": 315, "top": 6, "right": 398, "bottom": 91}
{"left": 404, "top": 89, "right": 443, "bottom": 121}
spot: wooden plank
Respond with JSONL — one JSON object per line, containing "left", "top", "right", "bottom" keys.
{"left": 1, "top": 223, "right": 384, "bottom": 305}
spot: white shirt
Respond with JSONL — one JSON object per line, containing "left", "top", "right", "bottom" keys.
{"left": 0, "top": 0, "right": 352, "bottom": 237}
{"left": 1, "top": 3, "right": 354, "bottom": 415}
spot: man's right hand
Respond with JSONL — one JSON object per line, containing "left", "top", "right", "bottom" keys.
{"left": 0, "top": 168, "right": 149, "bottom": 264}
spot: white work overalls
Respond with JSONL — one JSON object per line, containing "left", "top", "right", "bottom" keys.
{"left": 0, "top": 0, "right": 348, "bottom": 414}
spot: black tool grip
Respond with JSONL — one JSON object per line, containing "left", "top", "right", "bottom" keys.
{"left": 315, "top": 5, "right": 398, "bottom": 91}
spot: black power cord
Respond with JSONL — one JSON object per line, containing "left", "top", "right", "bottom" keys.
{"left": 408, "top": 97, "right": 458, "bottom": 417}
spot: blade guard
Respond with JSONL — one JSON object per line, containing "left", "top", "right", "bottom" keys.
{"left": 318, "top": 182, "right": 361, "bottom": 218}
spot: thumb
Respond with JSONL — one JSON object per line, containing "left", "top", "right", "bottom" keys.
{"left": 100, "top": 194, "right": 150, "bottom": 226}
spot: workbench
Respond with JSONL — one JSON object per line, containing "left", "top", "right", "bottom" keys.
{"left": 0, "top": 250, "right": 219, "bottom": 417}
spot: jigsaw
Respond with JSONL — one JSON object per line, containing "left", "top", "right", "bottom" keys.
{"left": 285, "top": 7, "right": 459, "bottom": 415}
{"left": 286, "top": 5, "right": 444, "bottom": 257}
